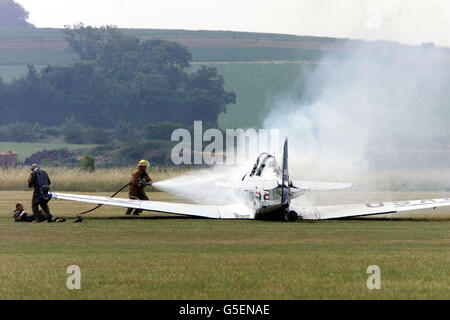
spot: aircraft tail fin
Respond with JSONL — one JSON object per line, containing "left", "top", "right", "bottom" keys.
{"left": 281, "top": 138, "right": 289, "bottom": 207}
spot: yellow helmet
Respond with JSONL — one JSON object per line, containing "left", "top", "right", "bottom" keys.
{"left": 138, "top": 159, "right": 150, "bottom": 167}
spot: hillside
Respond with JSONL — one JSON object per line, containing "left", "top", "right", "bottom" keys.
{"left": 0, "top": 27, "right": 351, "bottom": 70}
{"left": 1, "top": 28, "right": 449, "bottom": 129}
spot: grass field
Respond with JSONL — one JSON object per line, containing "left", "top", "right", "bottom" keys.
{"left": 0, "top": 190, "right": 448, "bottom": 300}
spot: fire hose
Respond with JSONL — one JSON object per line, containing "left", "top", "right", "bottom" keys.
{"left": 75, "top": 182, "right": 132, "bottom": 215}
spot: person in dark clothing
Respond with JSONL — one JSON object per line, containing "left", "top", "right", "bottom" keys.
{"left": 13, "top": 203, "right": 35, "bottom": 222}
{"left": 27, "top": 163, "right": 54, "bottom": 222}
{"left": 125, "top": 160, "right": 152, "bottom": 216}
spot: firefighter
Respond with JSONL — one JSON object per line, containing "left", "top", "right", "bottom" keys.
{"left": 13, "top": 203, "right": 35, "bottom": 222}
{"left": 125, "top": 160, "right": 152, "bottom": 216}
{"left": 28, "top": 163, "right": 55, "bottom": 222}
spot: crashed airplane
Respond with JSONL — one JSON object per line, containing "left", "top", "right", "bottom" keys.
{"left": 51, "top": 139, "right": 450, "bottom": 221}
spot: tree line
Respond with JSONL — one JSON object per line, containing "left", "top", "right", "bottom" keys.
{"left": 0, "top": 24, "right": 235, "bottom": 130}
{"left": 0, "top": 0, "right": 33, "bottom": 27}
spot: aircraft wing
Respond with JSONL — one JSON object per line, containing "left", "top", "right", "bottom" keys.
{"left": 294, "top": 198, "right": 450, "bottom": 220}
{"left": 291, "top": 180, "right": 352, "bottom": 191}
{"left": 51, "top": 192, "right": 254, "bottom": 219}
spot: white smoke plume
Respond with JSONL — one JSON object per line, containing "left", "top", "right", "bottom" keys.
{"left": 263, "top": 42, "right": 450, "bottom": 188}
{"left": 157, "top": 41, "right": 450, "bottom": 204}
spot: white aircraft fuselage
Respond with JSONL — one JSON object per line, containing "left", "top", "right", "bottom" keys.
{"left": 237, "top": 140, "right": 304, "bottom": 221}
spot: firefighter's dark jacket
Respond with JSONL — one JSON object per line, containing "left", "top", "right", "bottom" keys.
{"left": 128, "top": 169, "right": 151, "bottom": 197}
{"left": 28, "top": 170, "right": 51, "bottom": 192}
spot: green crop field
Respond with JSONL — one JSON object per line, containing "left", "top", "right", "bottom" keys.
{"left": 0, "top": 28, "right": 65, "bottom": 41}
{"left": 0, "top": 27, "right": 344, "bottom": 69}
{"left": 0, "top": 50, "right": 75, "bottom": 66}
{"left": 190, "top": 62, "right": 316, "bottom": 129}
{"left": 190, "top": 47, "right": 327, "bottom": 62}
{"left": 0, "top": 142, "right": 98, "bottom": 162}
{"left": 0, "top": 190, "right": 448, "bottom": 299}
{"left": 0, "top": 27, "right": 346, "bottom": 43}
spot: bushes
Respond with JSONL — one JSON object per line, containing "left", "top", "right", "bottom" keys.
{"left": 62, "top": 116, "right": 86, "bottom": 144}
{"left": 84, "top": 127, "right": 112, "bottom": 144}
{"left": 113, "top": 140, "right": 175, "bottom": 166}
{"left": 116, "top": 121, "right": 188, "bottom": 142}
{"left": 23, "top": 148, "right": 71, "bottom": 166}
{"left": 113, "top": 121, "right": 138, "bottom": 142}
{"left": 80, "top": 154, "right": 95, "bottom": 171}
{"left": 0, "top": 119, "right": 178, "bottom": 146}
{"left": 145, "top": 121, "right": 186, "bottom": 140}
{"left": 0, "top": 122, "right": 43, "bottom": 142}
{"left": 0, "top": 119, "right": 112, "bottom": 145}
{"left": 62, "top": 116, "right": 112, "bottom": 144}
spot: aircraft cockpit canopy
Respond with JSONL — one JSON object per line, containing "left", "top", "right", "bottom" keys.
{"left": 249, "top": 153, "right": 281, "bottom": 179}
